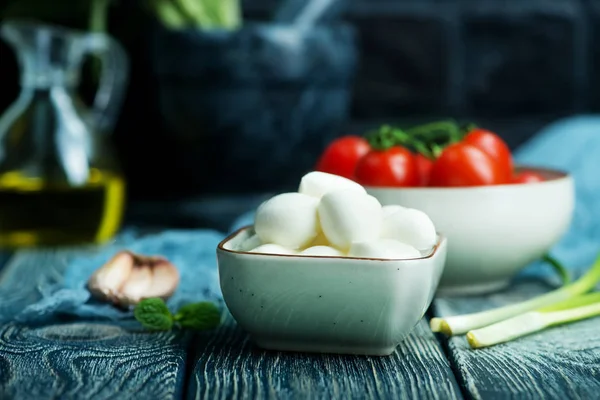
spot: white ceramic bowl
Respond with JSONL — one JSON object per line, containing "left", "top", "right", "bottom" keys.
{"left": 367, "top": 166, "right": 574, "bottom": 296}
{"left": 217, "top": 227, "right": 447, "bottom": 356}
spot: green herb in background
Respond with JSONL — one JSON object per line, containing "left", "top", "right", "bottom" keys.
{"left": 134, "top": 298, "right": 222, "bottom": 331}
{"left": 0, "top": 0, "right": 242, "bottom": 32}
{"left": 148, "top": 0, "right": 242, "bottom": 30}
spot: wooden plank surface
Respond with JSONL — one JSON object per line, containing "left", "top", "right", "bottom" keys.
{"left": 0, "top": 321, "right": 187, "bottom": 399}
{"left": 0, "top": 250, "right": 189, "bottom": 399}
{"left": 189, "top": 313, "right": 463, "bottom": 400}
{"left": 433, "top": 281, "right": 600, "bottom": 400}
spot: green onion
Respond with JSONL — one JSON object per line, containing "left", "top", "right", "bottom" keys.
{"left": 149, "top": 0, "right": 242, "bottom": 30}
{"left": 543, "top": 253, "right": 570, "bottom": 285}
{"left": 174, "top": 0, "right": 217, "bottom": 29}
{"left": 430, "top": 253, "right": 600, "bottom": 336}
{"left": 149, "top": 0, "right": 190, "bottom": 29}
{"left": 467, "top": 292, "right": 600, "bottom": 349}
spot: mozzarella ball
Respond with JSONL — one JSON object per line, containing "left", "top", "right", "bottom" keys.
{"left": 254, "top": 193, "right": 320, "bottom": 249}
{"left": 299, "top": 245, "right": 344, "bottom": 257}
{"left": 318, "top": 189, "right": 382, "bottom": 250}
{"left": 382, "top": 205, "right": 405, "bottom": 219}
{"left": 299, "top": 171, "right": 366, "bottom": 199}
{"left": 380, "top": 207, "right": 437, "bottom": 251}
{"left": 240, "top": 234, "right": 262, "bottom": 251}
{"left": 348, "top": 239, "right": 421, "bottom": 259}
{"left": 249, "top": 244, "right": 296, "bottom": 255}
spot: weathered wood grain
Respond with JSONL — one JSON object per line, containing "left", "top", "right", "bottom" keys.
{"left": 0, "top": 322, "right": 187, "bottom": 399}
{"left": 434, "top": 281, "right": 600, "bottom": 400}
{"left": 189, "top": 313, "right": 463, "bottom": 400}
{"left": 0, "top": 249, "right": 189, "bottom": 399}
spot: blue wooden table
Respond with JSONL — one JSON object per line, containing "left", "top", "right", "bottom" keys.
{"left": 0, "top": 232, "right": 599, "bottom": 400}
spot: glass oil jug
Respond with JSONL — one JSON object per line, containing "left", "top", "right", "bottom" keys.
{"left": 0, "top": 20, "right": 129, "bottom": 248}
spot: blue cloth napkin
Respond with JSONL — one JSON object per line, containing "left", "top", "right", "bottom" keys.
{"left": 15, "top": 229, "right": 225, "bottom": 323}
{"left": 513, "top": 116, "right": 600, "bottom": 279}
{"left": 11, "top": 115, "right": 600, "bottom": 324}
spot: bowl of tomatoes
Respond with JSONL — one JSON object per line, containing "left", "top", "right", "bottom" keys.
{"left": 315, "top": 122, "right": 575, "bottom": 295}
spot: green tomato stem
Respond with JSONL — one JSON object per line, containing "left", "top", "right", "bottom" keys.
{"left": 412, "top": 142, "right": 435, "bottom": 160}
{"left": 430, "top": 144, "right": 444, "bottom": 159}
{"left": 404, "top": 120, "right": 459, "bottom": 138}
{"left": 366, "top": 125, "right": 434, "bottom": 158}
{"left": 365, "top": 120, "right": 487, "bottom": 159}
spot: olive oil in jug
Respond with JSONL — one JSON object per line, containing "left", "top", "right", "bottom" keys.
{"left": 0, "top": 20, "right": 129, "bottom": 248}
{"left": 0, "top": 169, "right": 125, "bottom": 247}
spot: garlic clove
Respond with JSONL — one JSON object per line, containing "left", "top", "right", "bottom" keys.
{"left": 118, "top": 264, "right": 153, "bottom": 305}
{"left": 144, "top": 259, "right": 180, "bottom": 299}
{"left": 87, "top": 250, "right": 180, "bottom": 308}
{"left": 87, "top": 251, "right": 134, "bottom": 301}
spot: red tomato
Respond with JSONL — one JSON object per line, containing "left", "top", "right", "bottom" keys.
{"left": 512, "top": 171, "right": 545, "bottom": 184}
{"left": 429, "top": 143, "right": 507, "bottom": 187}
{"left": 315, "top": 136, "right": 371, "bottom": 180}
{"left": 463, "top": 128, "right": 513, "bottom": 181}
{"left": 354, "top": 147, "right": 420, "bottom": 187}
{"left": 415, "top": 153, "right": 433, "bottom": 186}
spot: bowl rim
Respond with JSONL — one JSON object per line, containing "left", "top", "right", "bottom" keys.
{"left": 365, "top": 165, "right": 571, "bottom": 191}
{"left": 217, "top": 226, "right": 446, "bottom": 262}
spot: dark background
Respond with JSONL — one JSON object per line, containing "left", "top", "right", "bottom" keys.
{"left": 0, "top": 0, "right": 597, "bottom": 224}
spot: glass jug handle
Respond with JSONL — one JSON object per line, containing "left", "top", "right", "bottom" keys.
{"left": 82, "top": 34, "right": 129, "bottom": 134}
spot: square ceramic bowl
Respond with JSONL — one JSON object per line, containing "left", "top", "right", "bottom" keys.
{"left": 216, "top": 227, "right": 448, "bottom": 356}
{"left": 367, "top": 166, "right": 574, "bottom": 296}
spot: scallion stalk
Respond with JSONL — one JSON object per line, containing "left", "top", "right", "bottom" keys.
{"left": 149, "top": 0, "right": 191, "bottom": 28}
{"left": 174, "top": 0, "right": 216, "bottom": 29}
{"left": 430, "top": 253, "right": 600, "bottom": 336}
{"left": 466, "top": 292, "right": 600, "bottom": 348}
{"left": 150, "top": 0, "right": 242, "bottom": 30}
{"left": 543, "top": 253, "right": 571, "bottom": 285}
